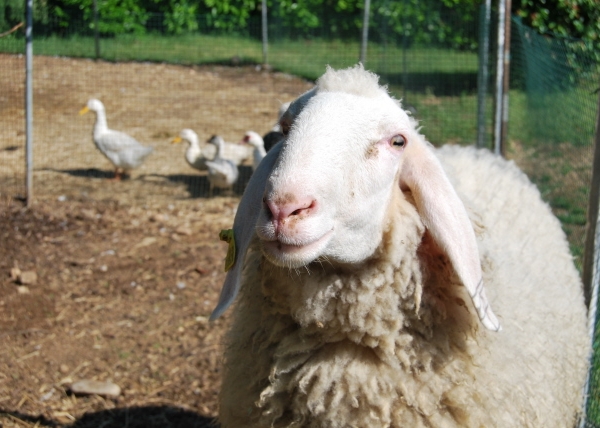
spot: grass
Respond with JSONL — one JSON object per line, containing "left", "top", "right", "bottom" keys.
{"left": 1, "top": 30, "right": 600, "bottom": 425}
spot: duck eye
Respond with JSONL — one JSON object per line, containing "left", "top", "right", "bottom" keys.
{"left": 391, "top": 135, "right": 406, "bottom": 148}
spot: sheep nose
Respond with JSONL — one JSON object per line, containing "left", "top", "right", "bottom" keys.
{"left": 264, "top": 195, "right": 317, "bottom": 226}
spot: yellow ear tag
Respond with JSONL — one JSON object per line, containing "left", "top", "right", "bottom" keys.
{"left": 219, "top": 229, "right": 236, "bottom": 272}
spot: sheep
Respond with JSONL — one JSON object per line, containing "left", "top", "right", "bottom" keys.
{"left": 210, "top": 64, "right": 590, "bottom": 428}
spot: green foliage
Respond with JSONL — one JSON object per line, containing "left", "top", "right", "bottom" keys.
{"left": 515, "top": 0, "right": 600, "bottom": 40}
{"left": 371, "top": 0, "right": 479, "bottom": 49}
{"left": 202, "top": 0, "right": 257, "bottom": 31}
{"left": 49, "top": 0, "right": 149, "bottom": 35}
{"left": 164, "top": 0, "right": 198, "bottom": 34}
{"left": 0, "top": 0, "right": 24, "bottom": 29}
{"left": 515, "top": 0, "right": 600, "bottom": 63}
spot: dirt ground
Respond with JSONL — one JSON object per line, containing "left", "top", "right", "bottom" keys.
{"left": 0, "top": 55, "right": 313, "bottom": 427}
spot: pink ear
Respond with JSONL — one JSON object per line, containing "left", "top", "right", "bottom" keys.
{"left": 210, "top": 143, "right": 283, "bottom": 321}
{"left": 400, "top": 140, "right": 501, "bottom": 332}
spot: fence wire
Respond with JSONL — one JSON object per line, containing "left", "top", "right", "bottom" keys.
{"left": 0, "top": 7, "right": 599, "bottom": 427}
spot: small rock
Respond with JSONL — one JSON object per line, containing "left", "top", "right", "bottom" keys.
{"left": 135, "top": 236, "right": 157, "bottom": 249}
{"left": 149, "top": 213, "right": 166, "bottom": 222}
{"left": 59, "top": 364, "right": 70, "bottom": 374}
{"left": 70, "top": 379, "right": 121, "bottom": 398}
{"left": 16, "top": 286, "right": 30, "bottom": 294}
{"left": 10, "top": 267, "right": 21, "bottom": 281}
{"left": 175, "top": 226, "right": 192, "bottom": 236}
{"left": 80, "top": 209, "right": 97, "bottom": 220}
{"left": 18, "top": 270, "right": 37, "bottom": 285}
{"left": 40, "top": 388, "right": 55, "bottom": 402}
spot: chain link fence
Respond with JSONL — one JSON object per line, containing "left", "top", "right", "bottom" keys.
{"left": 1, "top": 5, "right": 599, "bottom": 427}
{"left": 509, "top": 18, "right": 600, "bottom": 426}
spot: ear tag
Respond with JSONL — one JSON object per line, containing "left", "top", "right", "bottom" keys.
{"left": 219, "top": 229, "right": 236, "bottom": 272}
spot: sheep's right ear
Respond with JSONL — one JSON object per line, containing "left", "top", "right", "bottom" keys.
{"left": 210, "top": 142, "right": 283, "bottom": 321}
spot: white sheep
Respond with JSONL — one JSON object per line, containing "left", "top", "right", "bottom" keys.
{"left": 211, "top": 65, "right": 590, "bottom": 427}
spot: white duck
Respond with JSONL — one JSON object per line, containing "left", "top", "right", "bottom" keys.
{"left": 171, "top": 128, "right": 210, "bottom": 171}
{"left": 79, "top": 98, "right": 153, "bottom": 180}
{"left": 206, "top": 135, "right": 253, "bottom": 166}
{"left": 241, "top": 131, "right": 267, "bottom": 171}
{"left": 205, "top": 135, "right": 239, "bottom": 196}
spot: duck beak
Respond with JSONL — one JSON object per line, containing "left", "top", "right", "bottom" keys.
{"left": 79, "top": 106, "right": 89, "bottom": 115}
{"left": 171, "top": 136, "right": 183, "bottom": 144}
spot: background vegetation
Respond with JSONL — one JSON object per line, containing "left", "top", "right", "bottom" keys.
{"left": 1, "top": 0, "right": 599, "bottom": 52}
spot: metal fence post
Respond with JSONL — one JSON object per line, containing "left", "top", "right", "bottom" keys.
{"left": 580, "top": 82, "right": 600, "bottom": 428}
{"left": 493, "top": 0, "right": 508, "bottom": 156}
{"left": 360, "top": 0, "right": 371, "bottom": 65}
{"left": 476, "top": 0, "right": 492, "bottom": 149}
{"left": 261, "top": 0, "right": 268, "bottom": 66}
{"left": 93, "top": 0, "right": 100, "bottom": 60}
{"left": 25, "top": 0, "right": 33, "bottom": 207}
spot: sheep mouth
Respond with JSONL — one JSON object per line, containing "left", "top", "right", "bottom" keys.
{"left": 260, "top": 230, "right": 333, "bottom": 268}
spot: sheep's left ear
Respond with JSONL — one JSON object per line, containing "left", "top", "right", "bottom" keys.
{"left": 210, "top": 142, "right": 283, "bottom": 321}
{"left": 399, "top": 140, "right": 501, "bottom": 332}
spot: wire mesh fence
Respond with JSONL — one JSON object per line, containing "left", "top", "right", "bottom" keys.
{"left": 1, "top": 4, "right": 600, "bottom": 427}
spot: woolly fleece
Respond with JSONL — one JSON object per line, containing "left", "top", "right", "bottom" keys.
{"left": 216, "top": 69, "right": 589, "bottom": 427}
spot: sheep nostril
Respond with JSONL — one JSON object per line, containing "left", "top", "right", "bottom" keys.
{"left": 264, "top": 197, "right": 317, "bottom": 224}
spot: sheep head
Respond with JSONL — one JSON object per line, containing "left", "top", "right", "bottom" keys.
{"left": 211, "top": 64, "right": 500, "bottom": 332}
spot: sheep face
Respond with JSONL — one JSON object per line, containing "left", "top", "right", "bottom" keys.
{"left": 212, "top": 65, "right": 500, "bottom": 331}
{"left": 256, "top": 91, "right": 414, "bottom": 269}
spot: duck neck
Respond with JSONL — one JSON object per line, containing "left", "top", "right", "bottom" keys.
{"left": 214, "top": 139, "right": 224, "bottom": 158}
{"left": 187, "top": 138, "right": 202, "bottom": 162}
{"left": 93, "top": 109, "right": 108, "bottom": 136}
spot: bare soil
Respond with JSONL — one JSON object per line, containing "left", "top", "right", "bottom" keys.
{"left": 0, "top": 54, "right": 313, "bottom": 427}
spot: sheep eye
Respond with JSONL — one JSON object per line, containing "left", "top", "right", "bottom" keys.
{"left": 391, "top": 135, "right": 406, "bottom": 148}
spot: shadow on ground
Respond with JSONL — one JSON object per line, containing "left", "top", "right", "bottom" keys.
{"left": 2, "top": 405, "right": 218, "bottom": 428}
{"left": 41, "top": 167, "right": 117, "bottom": 180}
{"left": 41, "top": 166, "right": 254, "bottom": 199}
{"left": 156, "top": 165, "right": 254, "bottom": 198}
